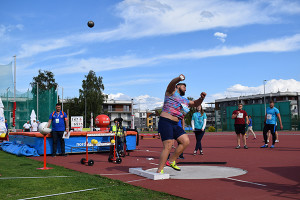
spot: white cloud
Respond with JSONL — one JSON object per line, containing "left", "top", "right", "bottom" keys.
{"left": 107, "top": 93, "right": 131, "bottom": 100}
{"left": 211, "top": 79, "right": 300, "bottom": 102}
{"left": 14, "top": 0, "right": 300, "bottom": 58}
{"left": 51, "top": 34, "right": 300, "bottom": 75}
{"left": 134, "top": 94, "right": 163, "bottom": 110}
{"left": 0, "top": 24, "right": 23, "bottom": 39}
{"left": 18, "top": 39, "right": 70, "bottom": 59}
{"left": 214, "top": 32, "right": 227, "bottom": 43}
{"left": 107, "top": 93, "right": 163, "bottom": 110}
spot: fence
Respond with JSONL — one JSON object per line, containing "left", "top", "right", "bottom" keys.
{"left": 216, "top": 102, "right": 293, "bottom": 131}
{"left": 1, "top": 87, "right": 57, "bottom": 130}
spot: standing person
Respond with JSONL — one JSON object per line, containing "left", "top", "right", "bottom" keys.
{"left": 246, "top": 115, "right": 256, "bottom": 139}
{"left": 232, "top": 103, "right": 249, "bottom": 149}
{"left": 109, "top": 118, "right": 127, "bottom": 155}
{"left": 261, "top": 100, "right": 283, "bottom": 148}
{"left": 23, "top": 121, "right": 31, "bottom": 132}
{"left": 156, "top": 74, "right": 206, "bottom": 174}
{"left": 31, "top": 120, "right": 38, "bottom": 132}
{"left": 47, "top": 103, "right": 69, "bottom": 157}
{"left": 191, "top": 105, "right": 207, "bottom": 155}
{"left": 267, "top": 122, "right": 279, "bottom": 143}
{"left": 177, "top": 119, "right": 185, "bottom": 159}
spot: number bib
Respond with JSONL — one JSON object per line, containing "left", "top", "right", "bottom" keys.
{"left": 237, "top": 113, "right": 244, "bottom": 118}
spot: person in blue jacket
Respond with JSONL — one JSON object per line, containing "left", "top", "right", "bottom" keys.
{"left": 261, "top": 100, "right": 283, "bottom": 148}
{"left": 47, "top": 103, "right": 69, "bottom": 157}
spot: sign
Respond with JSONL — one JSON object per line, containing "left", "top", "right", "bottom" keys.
{"left": 71, "top": 116, "right": 83, "bottom": 131}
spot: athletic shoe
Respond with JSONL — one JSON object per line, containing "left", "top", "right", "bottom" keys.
{"left": 267, "top": 140, "right": 269, "bottom": 143}
{"left": 275, "top": 140, "right": 279, "bottom": 143}
{"left": 169, "top": 161, "right": 181, "bottom": 171}
{"left": 157, "top": 169, "right": 164, "bottom": 174}
{"left": 244, "top": 145, "right": 248, "bottom": 149}
{"left": 200, "top": 150, "right": 204, "bottom": 155}
{"left": 51, "top": 154, "right": 56, "bottom": 157}
{"left": 165, "top": 160, "right": 171, "bottom": 167}
{"left": 260, "top": 144, "right": 268, "bottom": 148}
{"left": 235, "top": 145, "right": 241, "bottom": 149}
{"left": 270, "top": 145, "right": 275, "bottom": 148}
{"left": 178, "top": 156, "right": 184, "bottom": 159}
{"left": 193, "top": 151, "right": 197, "bottom": 156}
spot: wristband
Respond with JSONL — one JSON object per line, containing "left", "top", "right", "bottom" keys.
{"left": 179, "top": 75, "right": 185, "bottom": 81}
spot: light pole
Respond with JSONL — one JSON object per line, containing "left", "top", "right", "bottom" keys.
{"left": 85, "top": 94, "right": 87, "bottom": 128}
{"left": 263, "top": 80, "right": 267, "bottom": 115}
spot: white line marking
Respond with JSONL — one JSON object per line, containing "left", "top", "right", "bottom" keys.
{"left": 226, "top": 177, "right": 267, "bottom": 187}
{"left": 18, "top": 188, "right": 99, "bottom": 200}
{"left": 126, "top": 178, "right": 148, "bottom": 183}
{"left": 0, "top": 176, "right": 71, "bottom": 180}
{"left": 18, "top": 185, "right": 116, "bottom": 200}
{"left": 150, "top": 163, "right": 158, "bottom": 165}
{"left": 99, "top": 173, "right": 130, "bottom": 176}
{"left": 135, "top": 149, "right": 160, "bottom": 153}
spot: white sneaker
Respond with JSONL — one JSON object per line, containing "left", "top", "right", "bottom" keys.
{"left": 267, "top": 140, "right": 269, "bottom": 143}
{"left": 275, "top": 140, "right": 279, "bottom": 143}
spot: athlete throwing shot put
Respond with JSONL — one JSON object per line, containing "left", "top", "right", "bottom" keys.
{"left": 156, "top": 74, "right": 206, "bottom": 174}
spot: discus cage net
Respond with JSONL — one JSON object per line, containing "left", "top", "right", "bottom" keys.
{"left": 0, "top": 62, "right": 57, "bottom": 130}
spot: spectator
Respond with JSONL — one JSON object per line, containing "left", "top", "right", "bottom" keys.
{"left": 23, "top": 121, "right": 31, "bottom": 132}
{"left": 246, "top": 115, "right": 256, "bottom": 139}
{"left": 31, "top": 120, "right": 38, "bottom": 132}
{"left": 192, "top": 105, "right": 207, "bottom": 155}
{"left": 232, "top": 104, "right": 249, "bottom": 149}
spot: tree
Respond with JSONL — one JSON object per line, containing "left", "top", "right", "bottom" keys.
{"left": 30, "top": 70, "right": 58, "bottom": 122}
{"left": 79, "top": 70, "right": 107, "bottom": 127}
{"left": 30, "top": 70, "right": 58, "bottom": 90}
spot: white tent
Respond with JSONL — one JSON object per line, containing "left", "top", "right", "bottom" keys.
{"left": 0, "top": 97, "right": 7, "bottom": 133}
{"left": 30, "top": 109, "right": 37, "bottom": 125}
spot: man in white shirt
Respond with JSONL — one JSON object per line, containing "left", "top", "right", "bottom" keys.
{"left": 31, "top": 120, "right": 38, "bottom": 132}
{"left": 23, "top": 121, "right": 31, "bottom": 132}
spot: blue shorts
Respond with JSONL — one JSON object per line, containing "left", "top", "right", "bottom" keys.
{"left": 158, "top": 117, "right": 186, "bottom": 141}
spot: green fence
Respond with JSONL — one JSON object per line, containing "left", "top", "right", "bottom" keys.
{"left": 218, "top": 102, "right": 292, "bottom": 131}
{"left": 1, "top": 87, "right": 57, "bottom": 130}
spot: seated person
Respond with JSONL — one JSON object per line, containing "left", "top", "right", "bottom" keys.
{"left": 109, "top": 118, "right": 127, "bottom": 154}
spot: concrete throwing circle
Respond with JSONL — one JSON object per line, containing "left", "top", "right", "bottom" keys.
{"left": 146, "top": 166, "right": 247, "bottom": 179}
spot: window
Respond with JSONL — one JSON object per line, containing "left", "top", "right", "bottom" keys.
{"left": 108, "top": 105, "right": 112, "bottom": 111}
{"left": 123, "top": 105, "right": 130, "bottom": 112}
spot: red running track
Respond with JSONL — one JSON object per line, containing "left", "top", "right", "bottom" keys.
{"left": 31, "top": 131, "right": 300, "bottom": 200}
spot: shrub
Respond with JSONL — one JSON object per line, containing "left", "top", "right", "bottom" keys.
{"left": 208, "top": 126, "right": 216, "bottom": 132}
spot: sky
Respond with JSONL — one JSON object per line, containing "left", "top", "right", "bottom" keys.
{"left": 1, "top": 0, "right": 300, "bottom": 110}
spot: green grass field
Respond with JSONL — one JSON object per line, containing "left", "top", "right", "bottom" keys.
{"left": 0, "top": 151, "right": 184, "bottom": 200}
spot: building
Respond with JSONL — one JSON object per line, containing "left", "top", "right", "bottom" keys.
{"left": 204, "top": 105, "right": 215, "bottom": 128}
{"left": 102, "top": 99, "right": 134, "bottom": 128}
{"left": 215, "top": 91, "right": 300, "bottom": 131}
{"left": 133, "top": 109, "right": 147, "bottom": 130}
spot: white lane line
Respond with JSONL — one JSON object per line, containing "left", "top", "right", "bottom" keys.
{"left": 226, "top": 177, "right": 267, "bottom": 187}
{"left": 0, "top": 176, "right": 71, "bottom": 180}
{"left": 99, "top": 173, "right": 131, "bottom": 176}
{"left": 126, "top": 178, "right": 148, "bottom": 183}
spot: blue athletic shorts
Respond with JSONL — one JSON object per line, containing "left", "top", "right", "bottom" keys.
{"left": 158, "top": 117, "right": 186, "bottom": 141}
